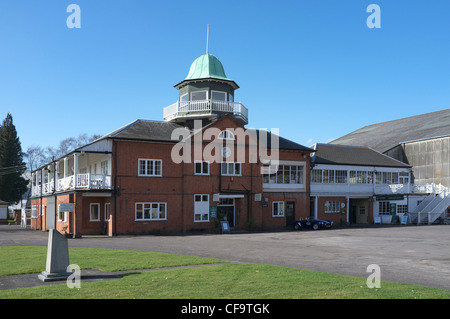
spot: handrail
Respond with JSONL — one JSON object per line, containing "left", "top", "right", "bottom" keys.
{"left": 163, "top": 99, "right": 248, "bottom": 123}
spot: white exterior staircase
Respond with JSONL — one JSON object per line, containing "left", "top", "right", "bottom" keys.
{"left": 410, "top": 187, "right": 450, "bottom": 225}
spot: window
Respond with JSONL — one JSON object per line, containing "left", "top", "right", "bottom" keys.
{"left": 90, "top": 203, "right": 100, "bottom": 221}
{"left": 31, "top": 205, "right": 39, "bottom": 219}
{"left": 311, "top": 169, "right": 322, "bottom": 183}
{"left": 194, "top": 194, "right": 209, "bottom": 222}
{"left": 378, "top": 201, "right": 390, "bottom": 215}
{"left": 218, "top": 130, "right": 235, "bottom": 140}
{"left": 211, "top": 91, "right": 226, "bottom": 101}
{"left": 180, "top": 93, "right": 188, "bottom": 105}
{"left": 105, "top": 203, "right": 111, "bottom": 221}
{"left": 272, "top": 201, "right": 285, "bottom": 217}
{"left": 58, "top": 210, "right": 66, "bottom": 222}
{"left": 195, "top": 161, "right": 209, "bottom": 175}
{"left": 221, "top": 162, "right": 241, "bottom": 176}
{"left": 359, "top": 206, "right": 366, "bottom": 215}
{"left": 191, "top": 91, "right": 207, "bottom": 101}
{"left": 376, "top": 172, "right": 392, "bottom": 184}
{"left": 399, "top": 172, "right": 409, "bottom": 184}
{"left": 349, "top": 171, "right": 373, "bottom": 184}
{"left": 262, "top": 165, "right": 304, "bottom": 186}
{"left": 135, "top": 202, "right": 167, "bottom": 221}
{"left": 397, "top": 205, "right": 408, "bottom": 214}
{"left": 324, "top": 201, "right": 340, "bottom": 213}
{"left": 101, "top": 160, "right": 109, "bottom": 175}
{"left": 335, "top": 170, "right": 348, "bottom": 184}
{"left": 138, "top": 159, "right": 162, "bottom": 176}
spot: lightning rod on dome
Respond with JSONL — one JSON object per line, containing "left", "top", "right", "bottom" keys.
{"left": 206, "top": 24, "right": 210, "bottom": 54}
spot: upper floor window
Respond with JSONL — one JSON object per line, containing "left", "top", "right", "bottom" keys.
{"left": 221, "top": 162, "right": 241, "bottom": 176}
{"left": 218, "top": 130, "right": 235, "bottom": 140}
{"left": 180, "top": 93, "right": 188, "bottom": 106}
{"left": 263, "top": 164, "right": 304, "bottom": 186}
{"left": 138, "top": 159, "right": 162, "bottom": 177}
{"left": 211, "top": 91, "right": 226, "bottom": 101}
{"left": 191, "top": 91, "right": 207, "bottom": 101}
{"left": 195, "top": 161, "right": 209, "bottom": 175}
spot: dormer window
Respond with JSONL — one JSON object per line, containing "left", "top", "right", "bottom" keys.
{"left": 218, "top": 130, "right": 235, "bottom": 140}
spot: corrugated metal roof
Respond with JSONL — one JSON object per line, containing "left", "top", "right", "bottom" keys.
{"left": 330, "top": 109, "right": 450, "bottom": 153}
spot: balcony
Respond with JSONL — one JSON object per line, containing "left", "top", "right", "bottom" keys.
{"left": 163, "top": 99, "right": 248, "bottom": 125}
{"left": 31, "top": 151, "right": 113, "bottom": 197}
{"left": 32, "top": 173, "right": 112, "bottom": 196}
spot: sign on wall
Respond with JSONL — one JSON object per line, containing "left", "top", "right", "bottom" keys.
{"left": 210, "top": 206, "right": 217, "bottom": 219}
{"left": 59, "top": 203, "right": 74, "bottom": 212}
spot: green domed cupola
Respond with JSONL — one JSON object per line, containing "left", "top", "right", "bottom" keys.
{"left": 164, "top": 52, "right": 247, "bottom": 126}
{"left": 185, "top": 53, "right": 231, "bottom": 82}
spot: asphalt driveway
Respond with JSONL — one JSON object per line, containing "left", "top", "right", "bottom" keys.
{"left": 1, "top": 224, "right": 449, "bottom": 290}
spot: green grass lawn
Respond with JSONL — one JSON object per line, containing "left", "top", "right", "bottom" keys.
{"left": 0, "top": 246, "right": 448, "bottom": 299}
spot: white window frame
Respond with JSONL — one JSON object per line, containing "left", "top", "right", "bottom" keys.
{"left": 211, "top": 90, "right": 227, "bottom": 101}
{"left": 221, "top": 162, "right": 241, "bottom": 176}
{"left": 90, "top": 203, "right": 100, "bottom": 221}
{"left": 272, "top": 201, "right": 285, "bottom": 217}
{"left": 135, "top": 202, "right": 167, "bottom": 221}
{"left": 194, "top": 161, "right": 210, "bottom": 175}
{"left": 194, "top": 194, "right": 210, "bottom": 222}
{"left": 324, "top": 201, "right": 340, "bottom": 214}
{"left": 31, "top": 205, "right": 39, "bottom": 219}
{"left": 218, "top": 130, "right": 235, "bottom": 140}
{"left": 263, "top": 164, "right": 305, "bottom": 188}
{"left": 105, "top": 203, "right": 111, "bottom": 221}
{"left": 58, "top": 210, "right": 66, "bottom": 222}
{"left": 190, "top": 90, "right": 208, "bottom": 101}
{"left": 138, "top": 159, "right": 162, "bottom": 177}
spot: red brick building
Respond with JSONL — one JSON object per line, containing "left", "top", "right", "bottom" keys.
{"left": 30, "top": 53, "right": 314, "bottom": 236}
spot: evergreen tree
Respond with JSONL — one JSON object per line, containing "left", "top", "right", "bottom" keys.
{"left": 0, "top": 113, "right": 28, "bottom": 204}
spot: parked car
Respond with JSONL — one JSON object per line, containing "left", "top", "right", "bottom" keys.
{"left": 293, "top": 217, "right": 333, "bottom": 230}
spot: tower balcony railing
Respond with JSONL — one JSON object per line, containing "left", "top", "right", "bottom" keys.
{"left": 163, "top": 99, "right": 248, "bottom": 124}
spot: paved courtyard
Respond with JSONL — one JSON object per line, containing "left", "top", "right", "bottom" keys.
{"left": 0, "top": 224, "right": 449, "bottom": 290}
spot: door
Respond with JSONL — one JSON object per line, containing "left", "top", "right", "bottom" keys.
{"left": 46, "top": 196, "right": 56, "bottom": 230}
{"left": 217, "top": 198, "right": 234, "bottom": 227}
{"left": 286, "top": 201, "right": 295, "bottom": 227}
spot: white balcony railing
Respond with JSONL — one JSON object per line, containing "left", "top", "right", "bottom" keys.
{"left": 31, "top": 173, "right": 112, "bottom": 196}
{"left": 163, "top": 99, "right": 248, "bottom": 124}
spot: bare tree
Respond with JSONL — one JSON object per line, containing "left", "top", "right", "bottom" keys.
{"left": 24, "top": 145, "right": 48, "bottom": 171}
{"left": 24, "top": 133, "right": 102, "bottom": 171}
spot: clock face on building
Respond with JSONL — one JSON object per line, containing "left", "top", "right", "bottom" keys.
{"left": 222, "top": 147, "right": 231, "bottom": 158}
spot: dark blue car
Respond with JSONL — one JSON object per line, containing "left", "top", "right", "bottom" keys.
{"left": 293, "top": 217, "right": 333, "bottom": 230}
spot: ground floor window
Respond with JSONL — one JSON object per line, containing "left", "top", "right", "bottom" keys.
{"left": 324, "top": 201, "right": 340, "bottom": 213}
{"left": 272, "top": 201, "right": 285, "bottom": 217}
{"left": 31, "top": 205, "right": 39, "bottom": 219}
{"left": 378, "top": 201, "right": 390, "bottom": 215}
{"left": 135, "top": 202, "right": 167, "bottom": 221}
{"left": 58, "top": 210, "right": 66, "bottom": 222}
{"left": 397, "top": 204, "right": 408, "bottom": 214}
{"left": 90, "top": 203, "right": 100, "bottom": 221}
{"left": 194, "top": 194, "right": 209, "bottom": 222}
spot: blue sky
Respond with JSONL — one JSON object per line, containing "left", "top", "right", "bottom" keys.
{"left": 1, "top": 0, "right": 449, "bottom": 152}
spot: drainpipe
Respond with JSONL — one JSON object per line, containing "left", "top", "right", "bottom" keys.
{"left": 113, "top": 140, "right": 117, "bottom": 236}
